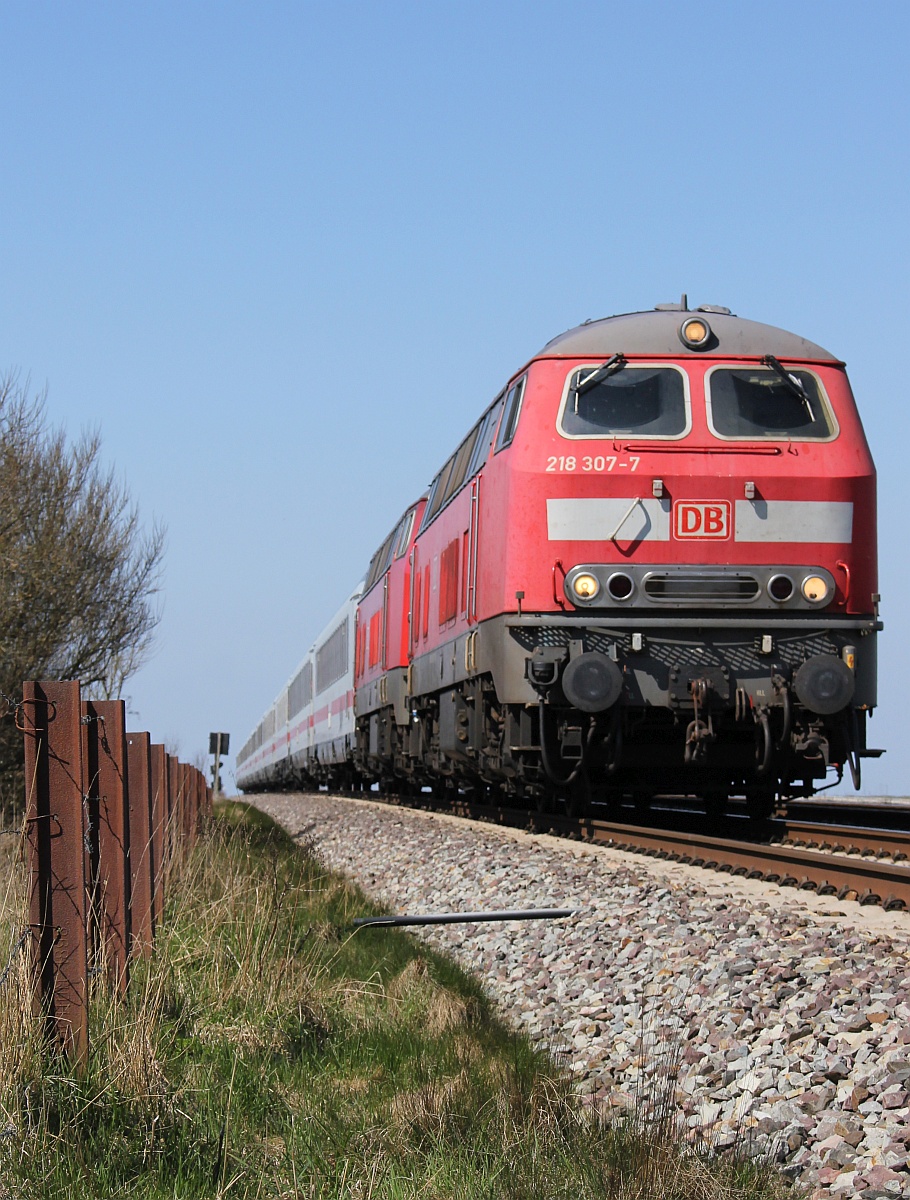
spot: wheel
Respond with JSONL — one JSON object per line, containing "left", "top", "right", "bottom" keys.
{"left": 703, "top": 790, "right": 727, "bottom": 825}
{"left": 746, "top": 789, "right": 775, "bottom": 821}
{"left": 535, "top": 789, "right": 555, "bottom": 815}
{"left": 564, "top": 772, "right": 591, "bottom": 818}
{"left": 632, "top": 790, "right": 651, "bottom": 821}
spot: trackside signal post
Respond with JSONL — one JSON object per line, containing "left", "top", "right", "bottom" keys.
{"left": 209, "top": 731, "right": 229, "bottom": 798}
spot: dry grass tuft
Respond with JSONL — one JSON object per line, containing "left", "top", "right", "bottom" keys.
{"left": 387, "top": 957, "right": 478, "bottom": 1037}
{"left": 0, "top": 836, "right": 44, "bottom": 1137}
{"left": 390, "top": 1070, "right": 471, "bottom": 1141}
{"left": 324, "top": 975, "right": 388, "bottom": 1030}
{"left": 194, "top": 1019, "right": 284, "bottom": 1055}
{"left": 425, "top": 988, "right": 473, "bottom": 1037}
{"left": 450, "top": 1032, "right": 484, "bottom": 1070}
{"left": 386, "top": 955, "right": 428, "bottom": 999}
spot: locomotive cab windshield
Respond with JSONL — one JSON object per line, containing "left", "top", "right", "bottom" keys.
{"left": 559, "top": 364, "right": 690, "bottom": 439}
{"left": 706, "top": 365, "right": 837, "bottom": 441}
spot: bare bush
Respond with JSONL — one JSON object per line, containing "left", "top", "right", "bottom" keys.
{"left": 0, "top": 373, "right": 165, "bottom": 817}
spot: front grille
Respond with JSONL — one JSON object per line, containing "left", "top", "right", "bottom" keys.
{"left": 510, "top": 625, "right": 841, "bottom": 681}
{"left": 643, "top": 573, "right": 760, "bottom": 603}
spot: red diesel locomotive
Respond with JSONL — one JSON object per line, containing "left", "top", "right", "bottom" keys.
{"left": 237, "top": 300, "right": 882, "bottom": 815}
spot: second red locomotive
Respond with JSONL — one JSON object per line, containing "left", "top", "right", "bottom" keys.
{"left": 237, "top": 300, "right": 882, "bottom": 815}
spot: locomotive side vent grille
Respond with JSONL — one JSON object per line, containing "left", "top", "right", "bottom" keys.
{"left": 643, "top": 572, "right": 760, "bottom": 603}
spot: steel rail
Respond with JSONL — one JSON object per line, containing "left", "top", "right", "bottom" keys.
{"left": 389, "top": 796, "right": 910, "bottom": 911}
{"left": 574, "top": 818, "right": 910, "bottom": 910}
{"left": 777, "top": 819, "right": 910, "bottom": 861}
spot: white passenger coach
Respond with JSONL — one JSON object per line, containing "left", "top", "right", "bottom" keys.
{"left": 235, "top": 585, "right": 363, "bottom": 791}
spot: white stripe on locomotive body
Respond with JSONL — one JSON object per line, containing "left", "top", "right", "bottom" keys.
{"left": 547, "top": 497, "right": 671, "bottom": 542}
{"left": 546, "top": 497, "right": 854, "bottom": 544}
{"left": 734, "top": 500, "right": 853, "bottom": 544}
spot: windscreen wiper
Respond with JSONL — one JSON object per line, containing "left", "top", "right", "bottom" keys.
{"left": 761, "top": 355, "right": 815, "bottom": 421}
{"left": 761, "top": 355, "right": 810, "bottom": 399}
{"left": 572, "top": 353, "right": 627, "bottom": 407}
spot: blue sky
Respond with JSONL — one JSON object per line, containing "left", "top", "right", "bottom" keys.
{"left": 1, "top": 2, "right": 907, "bottom": 794}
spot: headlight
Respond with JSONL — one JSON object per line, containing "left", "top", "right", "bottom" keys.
{"left": 679, "top": 317, "right": 712, "bottom": 349}
{"left": 768, "top": 573, "right": 794, "bottom": 602}
{"left": 801, "top": 575, "right": 832, "bottom": 604}
{"left": 607, "top": 572, "right": 635, "bottom": 600}
{"left": 572, "top": 572, "right": 600, "bottom": 600}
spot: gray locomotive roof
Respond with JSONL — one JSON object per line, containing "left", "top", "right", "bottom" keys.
{"left": 538, "top": 304, "right": 837, "bottom": 361}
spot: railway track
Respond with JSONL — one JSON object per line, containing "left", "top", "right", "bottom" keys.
{"left": 775, "top": 818, "right": 910, "bottom": 861}
{"left": 372, "top": 793, "right": 910, "bottom": 911}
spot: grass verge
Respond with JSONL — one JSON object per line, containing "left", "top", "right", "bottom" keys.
{"left": 0, "top": 801, "right": 791, "bottom": 1198}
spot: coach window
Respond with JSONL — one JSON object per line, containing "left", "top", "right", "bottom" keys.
{"left": 289, "top": 661, "right": 313, "bottom": 717}
{"left": 316, "top": 619, "right": 349, "bottom": 693}
{"left": 495, "top": 376, "right": 527, "bottom": 452}
{"left": 705, "top": 366, "right": 837, "bottom": 441}
{"left": 558, "top": 364, "right": 689, "bottom": 439}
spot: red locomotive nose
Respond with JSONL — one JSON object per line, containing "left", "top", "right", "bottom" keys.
{"left": 236, "top": 302, "right": 882, "bottom": 816}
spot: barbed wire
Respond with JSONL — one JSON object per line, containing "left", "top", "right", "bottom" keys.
{"left": 0, "top": 688, "right": 37, "bottom": 732}
{"left": 0, "top": 930, "right": 28, "bottom": 989}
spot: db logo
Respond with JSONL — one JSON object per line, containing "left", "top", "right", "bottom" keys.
{"left": 674, "top": 500, "right": 731, "bottom": 539}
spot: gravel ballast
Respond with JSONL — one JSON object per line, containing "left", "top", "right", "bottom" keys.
{"left": 251, "top": 792, "right": 910, "bottom": 1198}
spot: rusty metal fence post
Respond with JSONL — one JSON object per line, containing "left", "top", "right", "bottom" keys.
{"left": 22, "top": 680, "right": 90, "bottom": 1066}
{"left": 149, "top": 744, "right": 168, "bottom": 924}
{"left": 198, "top": 770, "right": 207, "bottom": 822}
{"left": 82, "top": 699, "right": 131, "bottom": 993}
{"left": 180, "top": 762, "right": 194, "bottom": 850}
{"left": 126, "top": 732, "right": 154, "bottom": 956}
{"left": 167, "top": 754, "right": 180, "bottom": 864}
{"left": 194, "top": 768, "right": 203, "bottom": 839}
